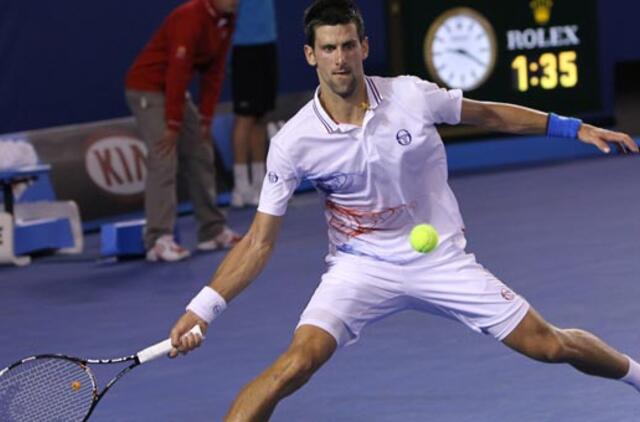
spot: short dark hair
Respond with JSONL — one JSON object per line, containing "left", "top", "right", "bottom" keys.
{"left": 303, "top": 0, "right": 365, "bottom": 47}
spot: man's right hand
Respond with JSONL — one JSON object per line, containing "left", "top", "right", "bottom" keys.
{"left": 157, "top": 128, "right": 179, "bottom": 157}
{"left": 169, "top": 311, "right": 208, "bottom": 358}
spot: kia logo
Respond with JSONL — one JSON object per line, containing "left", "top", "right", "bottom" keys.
{"left": 85, "top": 136, "right": 147, "bottom": 195}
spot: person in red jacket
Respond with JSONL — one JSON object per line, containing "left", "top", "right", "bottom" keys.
{"left": 125, "top": 0, "right": 241, "bottom": 262}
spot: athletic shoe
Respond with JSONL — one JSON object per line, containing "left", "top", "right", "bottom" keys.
{"left": 146, "top": 235, "right": 191, "bottom": 262}
{"left": 230, "top": 187, "right": 260, "bottom": 208}
{"left": 230, "top": 188, "right": 246, "bottom": 208}
{"left": 248, "top": 187, "right": 261, "bottom": 207}
{"left": 197, "top": 227, "right": 242, "bottom": 251}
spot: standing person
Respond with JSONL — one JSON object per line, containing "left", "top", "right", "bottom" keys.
{"left": 229, "top": 0, "right": 278, "bottom": 207}
{"left": 169, "top": 0, "right": 640, "bottom": 419}
{"left": 125, "top": 0, "right": 242, "bottom": 262}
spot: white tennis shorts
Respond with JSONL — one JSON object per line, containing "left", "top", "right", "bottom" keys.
{"left": 297, "top": 235, "right": 529, "bottom": 347}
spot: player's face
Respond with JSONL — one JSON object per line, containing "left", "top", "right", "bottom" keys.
{"left": 211, "top": 0, "right": 237, "bottom": 13}
{"left": 305, "top": 23, "right": 369, "bottom": 99}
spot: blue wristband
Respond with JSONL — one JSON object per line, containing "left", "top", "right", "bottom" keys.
{"left": 546, "top": 113, "right": 582, "bottom": 138}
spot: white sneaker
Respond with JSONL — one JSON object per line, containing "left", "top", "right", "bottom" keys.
{"left": 230, "top": 187, "right": 259, "bottom": 208}
{"left": 247, "top": 186, "right": 261, "bottom": 207}
{"left": 231, "top": 189, "right": 246, "bottom": 208}
{"left": 197, "top": 227, "right": 242, "bottom": 251}
{"left": 146, "top": 235, "right": 191, "bottom": 262}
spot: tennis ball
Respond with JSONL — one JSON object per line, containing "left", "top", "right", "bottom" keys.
{"left": 71, "top": 381, "right": 81, "bottom": 391}
{"left": 409, "top": 224, "right": 439, "bottom": 253}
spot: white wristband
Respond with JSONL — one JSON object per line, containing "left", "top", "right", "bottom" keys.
{"left": 186, "top": 286, "right": 227, "bottom": 324}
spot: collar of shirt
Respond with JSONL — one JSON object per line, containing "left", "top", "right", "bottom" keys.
{"left": 203, "top": 0, "right": 235, "bottom": 27}
{"left": 312, "top": 76, "right": 384, "bottom": 134}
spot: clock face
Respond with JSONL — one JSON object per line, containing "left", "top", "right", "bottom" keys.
{"left": 424, "top": 7, "right": 497, "bottom": 91}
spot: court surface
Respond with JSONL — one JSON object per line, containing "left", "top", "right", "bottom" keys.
{"left": 1, "top": 154, "right": 639, "bottom": 421}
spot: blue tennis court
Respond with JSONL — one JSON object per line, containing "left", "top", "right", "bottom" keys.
{"left": 2, "top": 154, "right": 638, "bottom": 421}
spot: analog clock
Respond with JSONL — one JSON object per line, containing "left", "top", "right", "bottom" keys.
{"left": 424, "top": 7, "right": 497, "bottom": 91}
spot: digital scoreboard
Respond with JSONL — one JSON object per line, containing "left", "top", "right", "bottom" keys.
{"left": 387, "top": 0, "right": 602, "bottom": 118}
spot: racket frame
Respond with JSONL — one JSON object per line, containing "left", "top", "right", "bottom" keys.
{"left": 0, "top": 353, "right": 139, "bottom": 421}
{"left": 0, "top": 325, "right": 202, "bottom": 421}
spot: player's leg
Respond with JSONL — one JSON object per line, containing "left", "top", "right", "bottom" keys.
{"left": 225, "top": 257, "right": 405, "bottom": 420}
{"left": 502, "top": 307, "right": 640, "bottom": 388}
{"left": 407, "top": 236, "right": 640, "bottom": 392}
{"left": 224, "top": 325, "right": 337, "bottom": 422}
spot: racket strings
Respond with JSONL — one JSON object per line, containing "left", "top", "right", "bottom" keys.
{"left": 0, "top": 357, "right": 95, "bottom": 422}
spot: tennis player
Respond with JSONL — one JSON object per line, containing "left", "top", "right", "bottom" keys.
{"left": 170, "top": 1, "right": 640, "bottom": 419}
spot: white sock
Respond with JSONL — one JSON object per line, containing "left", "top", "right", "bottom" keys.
{"left": 250, "top": 161, "right": 266, "bottom": 189}
{"left": 621, "top": 355, "right": 640, "bottom": 392}
{"left": 233, "top": 163, "right": 250, "bottom": 192}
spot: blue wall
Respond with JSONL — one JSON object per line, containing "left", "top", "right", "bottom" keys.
{"left": 597, "top": 0, "right": 640, "bottom": 112}
{"left": 0, "top": 0, "right": 182, "bottom": 133}
{"left": 0, "top": 0, "right": 636, "bottom": 134}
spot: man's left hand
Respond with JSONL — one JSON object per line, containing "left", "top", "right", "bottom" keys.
{"left": 578, "top": 124, "right": 639, "bottom": 154}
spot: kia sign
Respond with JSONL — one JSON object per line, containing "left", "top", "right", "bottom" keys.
{"left": 23, "top": 118, "right": 150, "bottom": 223}
{"left": 85, "top": 136, "right": 147, "bottom": 195}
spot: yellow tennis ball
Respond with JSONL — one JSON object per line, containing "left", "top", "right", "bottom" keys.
{"left": 409, "top": 224, "right": 439, "bottom": 253}
{"left": 71, "top": 380, "right": 81, "bottom": 391}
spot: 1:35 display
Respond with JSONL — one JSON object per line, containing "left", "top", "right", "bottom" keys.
{"left": 511, "top": 50, "right": 578, "bottom": 92}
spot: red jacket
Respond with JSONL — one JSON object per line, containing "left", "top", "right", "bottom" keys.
{"left": 126, "top": 0, "right": 234, "bottom": 130}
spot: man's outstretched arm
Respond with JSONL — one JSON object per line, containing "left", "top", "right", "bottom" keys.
{"left": 169, "top": 211, "right": 283, "bottom": 355}
{"left": 460, "top": 98, "right": 639, "bottom": 154}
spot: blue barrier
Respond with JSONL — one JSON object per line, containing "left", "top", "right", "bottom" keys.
{"left": 100, "top": 219, "right": 182, "bottom": 257}
{"left": 14, "top": 218, "right": 74, "bottom": 255}
{"left": 100, "top": 219, "right": 146, "bottom": 257}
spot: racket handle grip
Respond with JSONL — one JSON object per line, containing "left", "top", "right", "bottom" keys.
{"left": 137, "top": 325, "right": 203, "bottom": 364}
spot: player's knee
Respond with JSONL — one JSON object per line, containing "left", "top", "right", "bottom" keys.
{"left": 275, "top": 347, "right": 320, "bottom": 390}
{"left": 554, "top": 328, "right": 591, "bottom": 361}
{"left": 535, "top": 327, "right": 578, "bottom": 363}
{"left": 506, "top": 310, "right": 576, "bottom": 363}
{"left": 513, "top": 322, "right": 567, "bottom": 363}
{"left": 539, "top": 335, "right": 566, "bottom": 363}
{"left": 290, "top": 349, "right": 318, "bottom": 379}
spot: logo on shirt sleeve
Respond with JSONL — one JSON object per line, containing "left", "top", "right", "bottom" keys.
{"left": 501, "top": 287, "right": 516, "bottom": 301}
{"left": 268, "top": 171, "right": 279, "bottom": 183}
{"left": 396, "top": 129, "right": 412, "bottom": 146}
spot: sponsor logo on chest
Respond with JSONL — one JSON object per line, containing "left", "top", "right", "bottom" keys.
{"left": 396, "top": 129, "right": 412, "bottom": 146}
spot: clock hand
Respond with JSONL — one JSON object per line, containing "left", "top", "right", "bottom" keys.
{"left": 446, "top": 48, "right": 486, "bottom": 67}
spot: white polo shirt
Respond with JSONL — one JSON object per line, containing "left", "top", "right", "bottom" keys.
{"left": 258, "top": 75, "right": 465, "bottom": 264}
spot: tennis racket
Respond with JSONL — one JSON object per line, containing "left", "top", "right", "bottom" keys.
{"left": 0, "top": 325, "right": 203, "bottom": 422}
